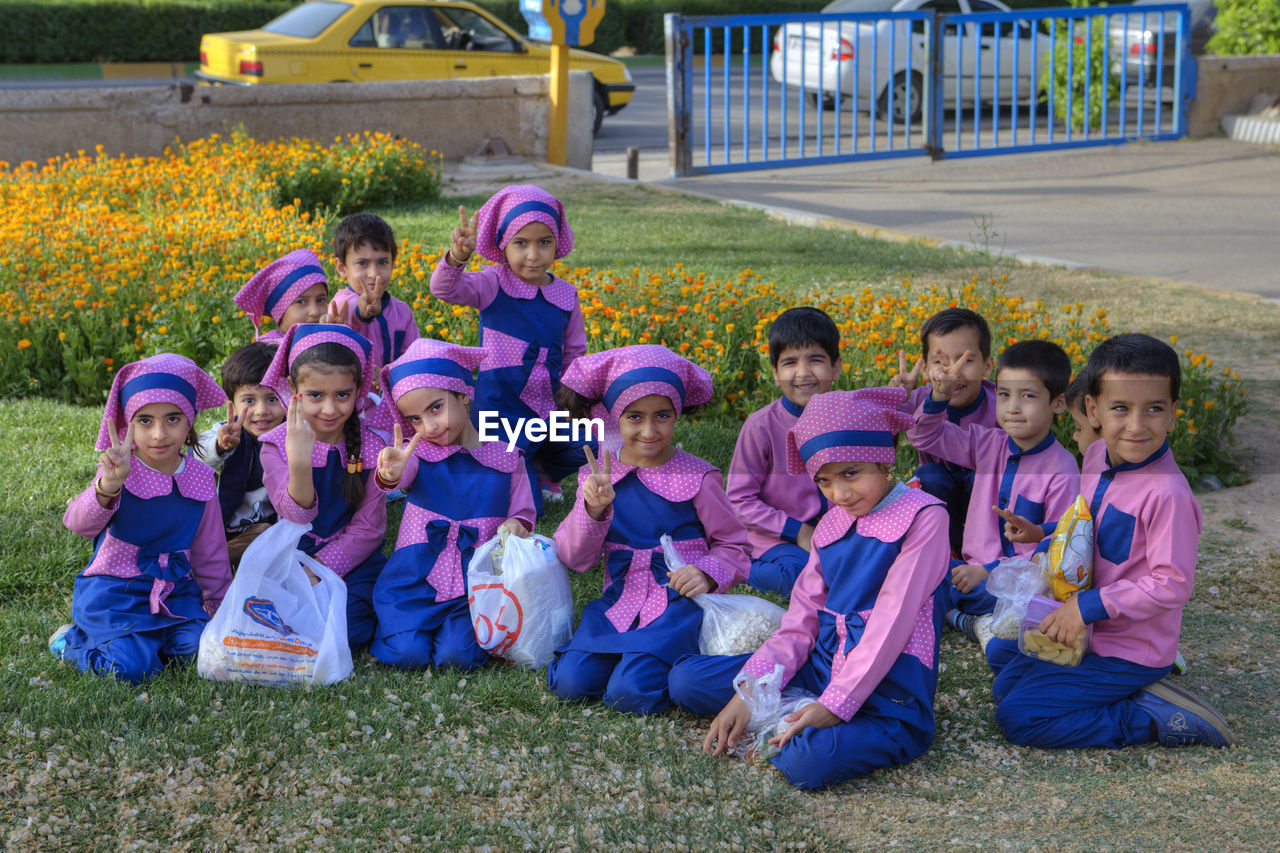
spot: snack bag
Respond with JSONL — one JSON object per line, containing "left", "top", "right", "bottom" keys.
{"left": 659, "top": 533, "right": 785, "bottom": 655}
{"left": 1046, "top": 495, "right": 1094, "bottom": 601}
{"left": 1018, "top": 594, "right": 1090, "bottom": 667}
{"left": 467, "top": 530, "right": 574, "bottom": 669}
{"left": 198, "top": 519, "right": 352, "bottom": 687}
{"left": 728, "top": 665, "right": 819, "bottom": 762}
{"left": 986, "top": 556, "right": 1052, "bottom": 641}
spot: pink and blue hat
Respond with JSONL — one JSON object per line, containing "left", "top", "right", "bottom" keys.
{"left": 560, "top": 344, "right": 713, "bottom": 421}
{"left": 234, "top": 249, "right": 328, "bottom": 335}
{"left": 369, "top": 339, "right": 487, "bottom": 435}
{"left": 475, "top": 184, "right": 574, "bottom": 264}
{"left": 786, "top": 387, "right": 913, "bottom": 479}
{"left": 96, "top": 354, "right": 225, "bottom": 450}
{"left": 259, "top": 323, "right": 375, "bottom": 408}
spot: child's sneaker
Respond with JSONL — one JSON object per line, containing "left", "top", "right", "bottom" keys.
{"left": 1131, "top": 679, "right": 1233, "bottom": 748}
{"left": 541, "top": 486, "right": 565, "bottom": 505}
{"left": 48, "top": 623, "right": 74, "bottom": 660}
{"left": 946, "top": 609, "right": 980, "bottom": 644}
{"left": 1171, "top": 650, "right": 1188, "bottom": 676}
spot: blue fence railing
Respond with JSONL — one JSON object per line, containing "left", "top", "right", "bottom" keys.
{"left": 664, "top": 4, "right": 1195, "bottom": 177}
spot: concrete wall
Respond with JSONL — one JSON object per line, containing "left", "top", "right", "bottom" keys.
{"left": 1189, "top": 54, "right": 1280, "bottom": 137}
{"left": 0, "top": 71, "right": 594, "bottom": 168}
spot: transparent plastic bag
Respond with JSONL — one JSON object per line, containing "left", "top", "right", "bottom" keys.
{"left": 659, "top": 533, "right": 784, "bottom": 655}
{"left": 986, "top": 556, "right": 1051, "bottom": 641}
{"left": 467, "top": 530, "right": 574, "bottom": 669}
{"left": 728, "top": 664, "right": 819, "bottom": 762}
{"left": 198, "top": 519, "right": 352, "bottom": 687}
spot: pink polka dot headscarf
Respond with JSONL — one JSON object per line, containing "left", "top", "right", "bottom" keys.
{"left": 233, "top": 249, "right": 328, "bottom": 335}
{"left": 786, "top": 387, "right": 913, "bottom": 479}
{"left": 96, "top": 354, "right": 225, "bottom": 450}
{"left": 259, "top": 323, "right": 375, "bottom": 409}
{"left": 369, "top": 339, "right": 486, "bottom": 436}
{"left": 560, "top": 344, "right": 713, "bottom": 421}
{"left": 475, "top": 184, "right": 574, "bottom": 264}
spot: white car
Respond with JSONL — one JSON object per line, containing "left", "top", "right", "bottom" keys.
{"left": 769, "top": 0, "right": 1055, "bottom": 123}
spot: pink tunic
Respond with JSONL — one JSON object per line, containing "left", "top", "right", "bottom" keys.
{"left": 908, "top": 398, "right": 1080, "bottom": 566}
{"left": 725, "top": 397, "right": 826, "bottom": 558}
{"left": 1073, "top": 440, "right": 1200, "bottom": 668}
{"left": 901, "top": 381, "right": 998, "bottom": 467}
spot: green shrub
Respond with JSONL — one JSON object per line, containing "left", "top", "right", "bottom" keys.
{"left": 1208, "top": 0, "right": 1280, "bottom": 56}
{"left": 1041, "top": 4, "right": 1121, "bottom": 133}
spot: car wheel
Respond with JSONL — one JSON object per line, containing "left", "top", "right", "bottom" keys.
{"left": 807, "top": 89, "right": 836, "bottom": 111}
{"left": 877, "top": 70, "right": 923, "bottom": 124}
{"left": 592, "top": 87, "right": 606, "bottom": 136}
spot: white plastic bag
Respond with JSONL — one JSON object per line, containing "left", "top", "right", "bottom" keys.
{"left": 467, "top": 530, "right": 573, "bottom": 669}
{"left": 729, "top": 664, "right": 819, "bottom": 762}
{"left": 198, "top": 519, "right": 352, "bottom": 687}
{"left": 986, "top": 555, "right": 1051, "bottom": 641}
{"left": 659, "top": 533, "right": 784, "bottom": 655}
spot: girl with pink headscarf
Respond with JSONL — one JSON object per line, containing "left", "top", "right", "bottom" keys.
{"left": 430, "top": 184, "right": 592, "bottom": 514}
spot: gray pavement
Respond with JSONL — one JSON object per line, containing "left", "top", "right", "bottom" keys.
{"left": 592, "top": 137, "right": 1280, "bottom": 302}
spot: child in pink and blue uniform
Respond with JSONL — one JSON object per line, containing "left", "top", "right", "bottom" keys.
{"left": 726, "top": 307, "right": 840, "bottom": 596}
{"left": 987, "top": 333, "right": 1233, "bottom": 749}
{"left": 233, "top": 249, "right": 331, "bottom": 344}
{"left": 258, "top": 324, "right": 388, "bottom": 648}
{"left": 51, "top": 354, "right": 232, "bottom": 683}
{"left": 368, "top": 339, "right": 536, "bottom": 671}
{"left": 327, "top": 213, "right": 421, "bottom": 375}
{"left": 430, "top": 185, "right": 590, "bottom": 512}
{"left": 908, "top": 339, "right": 1079, "bottom": 635}
{"left": 669, "top": 387, "right": 951, "bottom": 790}
{"left": 890, "top": 308, "right": 998, "bottom": 552}
{"left": 548, "top": 345, "right": 751, "bottom": 716}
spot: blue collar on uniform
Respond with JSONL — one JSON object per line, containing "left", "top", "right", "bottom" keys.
{"left": 1006, "top": 432, "right": 1056, "bottom": 458}
{"left": 780, "top": 396, "right": 804, "bottom": 418}
{"left": 1104, "top": 440, "right": 1170, "bottom": 475}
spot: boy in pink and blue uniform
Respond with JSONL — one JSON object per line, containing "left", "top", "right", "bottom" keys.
{"left": 52, "top": 354, "right": 232, "bottom": 682}
{"left": 258, "top": 324, "right": 388, "bottom": 648}
{"left": 908, "top": 339, "right": 1079, "bottom": 634}
{"left": 726, "top": 308, "right": 839, "bottom": 596}
{"left": 547, "top": 345, "right": 751, "bottom": 716}
{"left": 891, "top": 308, "right": 998, "bottom": 552}
{"left": 327, "top": 212, "right": 421, "bottom": 375}
{"left": 234, "top": 249, "right": 331, "bottom": 344}
{"left": 988, "top": 334, "right": 1232, "bottom": 749}
{"left": 431, "top": 185, "right": 591, "bottom": 513}
{"left": 669, "top": 388, "right": 951, "bottom": 790}
{"left": 368, "top": 339, "right": 537, "bottom": 671}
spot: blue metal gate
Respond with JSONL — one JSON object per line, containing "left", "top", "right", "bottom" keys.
{"left": 665, "top": 4, "right": 1195, "bottom": 177}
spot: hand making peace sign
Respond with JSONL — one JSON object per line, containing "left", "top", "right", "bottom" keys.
{"left": 216, "top": 412, "right": 242, "bottom": 454}
{"left": 993, "top": 505, "right": 1045, "bottom": 545}
{"left": 376, "top": 421, "right": 422, "bottom": 487}
{"left": 284, "top": 394, "right": 317, "bottom": 464}
{"left": 97, "top": 417, "right": 135, "bottom": 501}
{"left": 581, "top": 445, "right": 615, "bottom": 521}
{"left": 888, "top": 349, "right": 924, "bottom": 390}
{"left": 927, "top": 349, "right": 973, "bottom": 402}
{"left": 449, "top": 205, "right": 479, "bottom": 266}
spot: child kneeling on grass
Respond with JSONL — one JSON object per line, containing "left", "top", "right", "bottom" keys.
{"left": 669, "top": 388, "right": 952, "bottom": 790}
{"left": 986, "top": 333, "right": 1233, "bottom": 749}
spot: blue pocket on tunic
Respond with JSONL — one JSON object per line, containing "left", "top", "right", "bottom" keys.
{"left": 1096, "top": 505, "right": 1136, "bottom": 565}
{"left": 1012, "top": 495, "right": 1046, "bottom": 524}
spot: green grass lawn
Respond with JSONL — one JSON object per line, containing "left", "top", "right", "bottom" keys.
{"left": 3, "top": 183, "right": 1278, "bottom": 850}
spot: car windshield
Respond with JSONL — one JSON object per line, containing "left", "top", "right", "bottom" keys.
{"left": 262, "top": 1, "right": 352, "bottom": 38}
{"left": 821, "top": 0, "right": 901, "bottom": 13}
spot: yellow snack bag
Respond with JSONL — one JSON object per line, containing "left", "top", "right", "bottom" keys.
{"left": 1047, "top": 495, "right": 1094, "bottom": 601}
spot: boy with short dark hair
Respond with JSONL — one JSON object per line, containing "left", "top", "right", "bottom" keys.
{"left": 197, "top": 342, "right": 285, "bottom": 566}
{"left": 1065, "top": 370, "right": 1102, "bottom": 455}
{"left": 328, "top": 212, "right": 421, "bottom": 374}
{"left": 908, "top": 339, "right": 1080, "bottom": 636}
{"left": 726, "top": 307, "right": 842, "bottom": 595}
{"left": 891, "top": 308, "right": 999, "bottom": 551}
{"left": 988, "top": 333, "right": 1231, "bottom": 750}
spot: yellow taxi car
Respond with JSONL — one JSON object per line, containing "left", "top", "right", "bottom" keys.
{"left": 198, "top": 0, "right": 634, "bottom": 133}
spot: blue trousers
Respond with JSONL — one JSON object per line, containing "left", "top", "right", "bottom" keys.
{"left": 669, "top": 653, "right": 933, "bottom": 791}
{"left": 344, "top": 558, "right": 382, "bottom": 650}
{"left": 988, "top": 638, "right": 1169, "bottom": 748}
{"left": 547, "top": 650, "right": 672, "bottom": 716}
{"left": 938, "top": 558, "right": 998, "bottom": 615}
{"left": 747, "top": 543, "right": 810, "bottom": 597}
{"left": 914, "top": 462, "right": 974, "bottom": 555}
{"left": 61, "top": 620, "right": 203, "bottom": 684}
{"left": 371, "top": 603, "right": 490, "bottom": 672}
